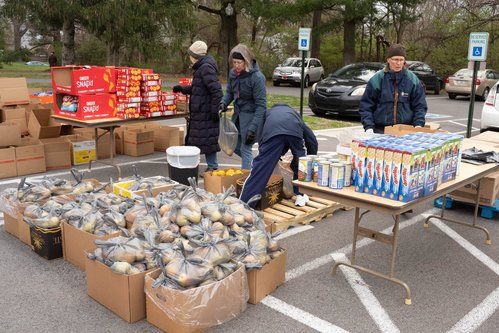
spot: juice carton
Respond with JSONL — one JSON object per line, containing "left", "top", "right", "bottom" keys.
{"left": 373, "top": 144, "right": 386, "bottom": 196}
{"left": 398, "top": 147, "right": 426, "bottom": 202}
{"left": 350, "top": 139, "right": 360, "bottom": 187}
{"left": 355, "top": 142, "right": 368, "bottom": 193}
{"left": 364, "top": 143, "right": 378, "bottom": 194}
{"left": 422, "top": 143, "right": 441, "bottom": 196}
{"left": 390, "top": 146, "right": 403, "bottom": 200}
{"left": 381, "top": 146, "right": 394, "bottom": 198}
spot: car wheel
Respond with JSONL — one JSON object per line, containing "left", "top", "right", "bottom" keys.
{"left": 434, "top": 81, "right": 441, "bottom": 95}
{"left": 304, "top": 75, "right": 310, "bottom": 88}
{"left": 319, "top": 74, "right": 324, "bottom": 82}
{"left": 448, "top": 93, "right": 456, "bottom": 100}
{"left": 273, "top": 81, "right": 280, "bottom": 87}
{"left": 311, "top": 108, "right": 325, "bottom": 116}
{"left": 480, "top": 87, "right": 490, "bottom": 101}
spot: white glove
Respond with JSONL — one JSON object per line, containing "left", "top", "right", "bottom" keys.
{"left": 414, "top": 125, "right": 422, "bottom": 128}
{"left": 295, "top": 194, "right": 309, "bottom": 207}
{"left": 365, "top": 128, "right": 374, "bottom": 134}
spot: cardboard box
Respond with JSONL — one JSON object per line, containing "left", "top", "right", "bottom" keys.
{"left": 145, "top": 124, "right": 180, "bottom": 152}
{"left": 40, "top": 137, "right": 71, "bottom": 171}
{"left": 61, "top": 222, "right": 118, "bottom": 270}
{"left": 124, "top": 129, "right": 154, "bottom": 157}
{"left": 70, "top": 139, "right": 96, "bottom": 165}
{"left": 28, "top": 107, "right": 61, "bottom": 139}
{"left": 18, "top": 218, "right": 31, "bottom": 246}
{"left": 237, "top": 175, "right": 284, "bottom": 210}
{"left": 3, "top": 212, "right": 20, "bottom": 237}
{"left": 75, "top": 129, "right": 115, "bottom": 160}
{"left": 384, "top": 124, "right": 439, "bottom": 137}
{"left": 1, "top": 106, "right": 28, "bottom": 134}
{"left": 204, "top": 168, "right": 249, "bottom": 195}
{"left": 0, "top": 122, "right": 21, "bottom": 147}
{"left": 451, "top": 171, "right": 499, "bottom": 206}
{"left": 0, "top": 77, "right": 30, "bottom": 106}
{"left": 113, "top": 180, "right": 177, "bottom": 199}
{"left": 114, "top": 128, "right": 124, "bottom": 155}
{"left": 30, "top": 226, "right": 63, "bottom": 260}
{"left": 54, "top": 92, "right": 116, "bottom": 120}
{"left": 470, "top": 131, "right": 499, "bottom": 145}
{"left": 15, "top": 138, "right": 46, "bottom": 176}
{"left": 51, "top": 66, "right": 116, "bottom": 94}
{"left": 86, "top": 257, "right": 157, "bottom": 323}
{"left": 0, "top": 147, "right": 17, "bottom": 179}
{"left": 247, "top": 249, "right": 287, "bottom": 304}
{"left": 179, "top": 127, "right": 185, "bottom": 145}
{"left": 145, "top": 266, "right": 247, "bottom": 333}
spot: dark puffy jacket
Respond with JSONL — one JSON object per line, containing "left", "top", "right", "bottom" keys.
{"left": 262, "top": 104, "right": 318, "bottom": 155}
{"left": 359, "top": 66, "right": 427, "bottom": 132}
{"left": 222, "top": 60, "right": 266, "bottom": 143}
{"left": 179, "top": 56, "right": 223, "bottom": 154}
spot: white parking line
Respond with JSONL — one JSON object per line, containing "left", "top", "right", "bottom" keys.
{"left": 448, "top": 121, "right": 479, "bottom": 130}
{"left": 275, "top": 225, "right": 314, "bottom": 240}
{"left": 261, "top": 296, "right": 351, "bottom": 333}
{"left": 447, "top": 287, "right": 499, "bottom": 333}
{"left": 332, "top": 253, "right": 400, "bottom": 333}
{"left": 285, "top": 208, "right": 439, "bottom": 282}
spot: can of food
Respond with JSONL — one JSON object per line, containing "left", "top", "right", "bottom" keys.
{"left": 318, "top": 161, "right": 330, "bottom": 186}
{"left": 329, "top": 163, "right": 345, "bottom": 189}
{"left": 328, "top": 158, "right": 340, "bottom": 164}
{"left": 342, "top": 162, "right": 353, "bottom": 187}
{"left": 298, "top": 157, "right": 312, "bottom": 182}
{"left": 313, "top": 157, "right": 326, "bottom": 182}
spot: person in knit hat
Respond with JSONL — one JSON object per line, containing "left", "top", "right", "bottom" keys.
{"left": 359, "top": 43, "right": 428, "bottom": 134}
{"left": 173, "top": 41, "right": 223, "bottom": 172}
{"left": 219, "top": 44, "right": 266, "bottom": 170}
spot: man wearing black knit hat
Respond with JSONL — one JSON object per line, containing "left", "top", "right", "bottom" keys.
{"left": 359, "top": 43, "right": 428, "bottom": 134}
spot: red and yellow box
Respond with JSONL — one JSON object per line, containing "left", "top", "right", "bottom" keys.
{"left": 54, "top": 93, "right": 116, "bottom": 120}
{"left": 51, "top": 66, "right": 116, "bottom": 94}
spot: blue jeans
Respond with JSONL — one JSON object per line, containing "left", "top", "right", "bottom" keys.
{"left": 235, "top": 137, "right": 254, "bottom": 170}
{"left": 205, "top": 152, "right": 218, "bottom": 169}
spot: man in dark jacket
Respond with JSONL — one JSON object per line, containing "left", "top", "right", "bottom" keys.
{"left": 220, "top": 44, "right": 266, "bottom": 170}
{"left": 359, "top": 43, "right": 428, "bottom": 134}
{"left": 239, "top": 104, "right": 318, "bottom": 207}
{"left": 173, "top": 41, "right": 223, "bottom": 171}
{"left": 48, "top": 52, "right": 57, "bottom": 67}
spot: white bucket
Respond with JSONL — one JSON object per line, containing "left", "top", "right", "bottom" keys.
{"left": 166, "top": 146, "right": 200, "bottom": 169}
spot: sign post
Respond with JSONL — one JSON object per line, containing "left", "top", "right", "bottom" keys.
{"left": 466, "top": 32, "right": 489, "bottom": 138}
{"left": 298, "top": 27, "right": 311, "bottom": 118}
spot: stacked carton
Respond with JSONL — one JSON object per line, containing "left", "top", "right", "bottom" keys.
{"left": 352, "top": 132, "right": 463, "bottom": 202}
{"left": 115, "top": 68, "right": 143, "bottom": 119}
{"left": 161, "top": 91, "right": 177, "bottom": 115}
{"left": 140, "top": 73, "right": 162, "bottom": 118}
{"left": 175, "top": 78, "right": 192, "bottom": 113}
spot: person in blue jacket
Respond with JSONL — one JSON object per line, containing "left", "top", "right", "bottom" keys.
{"left": 239, "top": 104, "right": 318, "bottom": 207}
{"left": 220, "top": 44, "right": 266, "bottom": 170}
{"left": 359, "top": 43, "right": 428, "bottom": 134}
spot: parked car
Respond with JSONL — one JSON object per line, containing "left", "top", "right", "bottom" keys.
{"left": 308, "top": 62, "right": 384, "bottom": 117}
{"left": 480, "top": 81, "right": 499, "bottom": 132}
{"left": 272, "top": 57, "right": 324, "bottom": 87}
{"left": 405, "top": 61, "right": 444, "bottom": 95}
{"left": 445, "top": 68, "right": 499, "bottom": 101}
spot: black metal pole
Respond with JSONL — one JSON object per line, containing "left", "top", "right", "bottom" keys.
{"left": 299, "top": 50, "right": 305, "bottom": 118}
{"left": 467, "top": 61, "right": 480, "bottom": 138}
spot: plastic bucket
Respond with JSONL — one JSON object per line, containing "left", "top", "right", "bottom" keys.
{"left": 166, "top": 146, "right": 200, "bottom": 185}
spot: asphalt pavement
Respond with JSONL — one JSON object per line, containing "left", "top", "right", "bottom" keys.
{"left": 0, "top": 86, "right": 497, "bottom": 333}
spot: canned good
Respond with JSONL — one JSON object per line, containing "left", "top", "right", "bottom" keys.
{"left": 313, "top": 158, "right": 327, "bottom": 182}
{"left": 328, "top": 158, "right": 340, "bottom": 163}
{"left": 329, "top": 163, "right": 345, "bottom": 189}
{"left": 342, "top": 162, "right": 353, "bottom": 187}
{"left": 298, "top": 157, "right": 312, "bottom": 182}
{"left": 338, "top": 153, "right": 349, "bottom": 162}
{"left": 318, "top": 161, "right": 330, "bottom": 186}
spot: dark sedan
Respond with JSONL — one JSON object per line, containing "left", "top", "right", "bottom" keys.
{"left": 405, "top": 61, "right": 444, "bottom": 95}
{"left": 308, "top": 62, "right": 384, "bottom": 117}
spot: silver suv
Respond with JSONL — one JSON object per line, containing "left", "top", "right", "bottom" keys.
{"left": 272, "top": 57, "right": 324, "bottom": 87}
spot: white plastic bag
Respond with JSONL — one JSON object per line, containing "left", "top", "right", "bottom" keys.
{"left": 218, "top": 113, "right": 238, "bottom": 156}
{"left": 273, "top": 156, "right": 294, "bottom": 199}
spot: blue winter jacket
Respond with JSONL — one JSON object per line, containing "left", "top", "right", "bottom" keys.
{"left": 359, "top": 66, "right": 427, "bottom": 132}
{"left": 222, "top": 60, "right": 267, "bottom": 142}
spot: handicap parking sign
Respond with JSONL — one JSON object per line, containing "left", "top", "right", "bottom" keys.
{"left": 472, "top": 46, "right": 482, "bottom": 57}
{"left": 301, "top": 39, "right": 307, "bottom": 47}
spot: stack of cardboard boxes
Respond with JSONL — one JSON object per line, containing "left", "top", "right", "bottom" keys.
{"left": 140, "top": 73, "right": 162, "bottom": 118}
{"left": 175, "top": 78, "right": 191, "bottom": 113}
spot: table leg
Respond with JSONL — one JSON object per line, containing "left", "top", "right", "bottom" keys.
{"left": 351, "top": 207, "right": 360, "bottom": 265}
{"left": 389, "top": 214, "right": 400, "bottom": 278}
{"left": 88, "top": 126, "right": 122, "bottom": 179}
{"left": 424, "top": 180, "right": 491, "bottom": 244}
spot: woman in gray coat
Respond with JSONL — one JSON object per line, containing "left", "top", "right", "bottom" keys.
{"left": 220, "top": 44, "right": 267, "bottom": 170}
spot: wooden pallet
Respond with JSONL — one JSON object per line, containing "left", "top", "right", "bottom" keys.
{"left": 262, "top": 196, "right": 344, "bottom": 233}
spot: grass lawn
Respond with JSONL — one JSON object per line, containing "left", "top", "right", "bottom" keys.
{"left": 267, "top": 93, "right": 307, "bottom": 109}
{"left": 0, "top": 62, "right": 51, "bottom": 79}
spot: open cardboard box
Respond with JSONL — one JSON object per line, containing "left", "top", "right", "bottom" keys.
{"left": 62, "top": 222, "right": 120, "bottom": 270}
{"left": 28, "top": 107, "right": 61, "bottom": 139}
{"left": 451, "top": 170, "right": 499, "bottom": 206}
{"left": 0, "top": 122, "right": 22, "bottom": 147}
{"left": 247, "top": 248, "right": 287, "bottom": 304}
{"left": 0, "top": 147, "right": 17, "bottom": 179}
{"left": 3, "top": 212, "right": 21, "bottom": 238}
{"left": 15, "top": 137, "right": 46, "bottom": 176}
{"left": 0, "top": 77, "right": 30, "bottom": 106}
{"left": 203, "top": 168, "right": 249, "bottom": 195}
{"left": 51, "top": 66, "right": 116, "bottom": 95}
{"left": 1, "top": 106, "right": 28, "bottom": 135}
{"left": 86, "top": 256, "right": 158, "bottom": 323}
{"left": 384, "top": 124, "right": 440, "bottom": 137}
{"left": 113, "top": 180, "right": 177, "bottom": 199}
{"left": 54, "top": 92, "right": 116, "bottom": 120}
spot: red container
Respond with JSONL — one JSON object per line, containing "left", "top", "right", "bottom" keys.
{"left": 54, "top": 92, "right": 116, "bottom": 120}
{"left": 51, "top": 66, "right": 116, "bottom": 94}
{"left": 178, "top": 77, "right": 192, "bottom": 85}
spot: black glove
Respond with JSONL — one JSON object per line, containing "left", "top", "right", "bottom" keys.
{"left": 211, "top": 112, "right": 219, "bottom": 123}
{"left": 218, "top": 103, "right": 227, "bottom": 115}
{"left": 245, "top": 130, "right": 256, "bottom": 145}
{"left": 172, "top": 85, "right": 183, "bottom": 93}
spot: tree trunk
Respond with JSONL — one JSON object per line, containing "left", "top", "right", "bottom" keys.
{"left": 11, "top": 18, "right": 25, "bottom": 51}
{"left": 220, "top": 10, "right": 238, "bottom": 76}
{"left": 310, "top": 9, "right": 322, "bottom": 58}
{"left": 61, "top": 18, "right": 75, "bottom": 65}
{"left": 360, "top": 20, "right": 365, "bottom": 61}
{"left": 343, "top": 18, "right": 356, "bottom": 65}
{"left": 251, "top": 18, "right": 258, "bottom": 45}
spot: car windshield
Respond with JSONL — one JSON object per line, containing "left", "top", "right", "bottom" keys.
{"left": 282, "top": 58, "right": 306, "bottom": 67}
{"left": 454, "top": 69, "right": 486, "bottom": 78}
{"left": 329, "top": 65, "right": 381, "bottom": 81}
